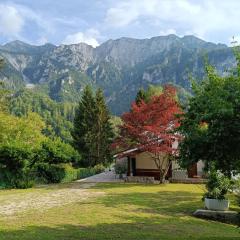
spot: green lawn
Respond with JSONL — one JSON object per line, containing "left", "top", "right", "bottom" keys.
{"left": 0, "top": 183, "right": 239, "bottom": 240}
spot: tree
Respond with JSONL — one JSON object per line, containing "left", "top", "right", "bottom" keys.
{"left": 0, "top": 112, "right": 46, "bottom": 150}
{"left": 145, "top": 84, "right": 163, "bottom": 102}
{"left": 72, "top": 85, "right": 95, "bottom": 166}
{"left": 93, "top": 88, "right": 113, "bottom": 165}
{"left": 72, "top": 86, "right": 113, "bottom": 167}
{"left": 0, "top": 112, "right": 46, "bottom": 188}
{"left": 116, "top": 85, "right": 182, "bottom": 183}
{"left": 178, "top": 52, "right": 240, "bottom": 176}
{"left": 37, "top": 138, "right": 80, "bottom": 165}
{"left": 110, "top": 116, "right": 123, "bottom": 139}
{"left": 135, "top": 88, "right": 147, "bottom": 105}
{"left": 9, "top": 89, "right": 76, "bottom": 143}
{"left": 135, "top": 85, "right": 163, "bottom": 105}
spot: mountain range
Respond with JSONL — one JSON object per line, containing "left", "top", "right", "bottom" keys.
{"left": 0, "top": 35, "right": 236, "bottom": 115}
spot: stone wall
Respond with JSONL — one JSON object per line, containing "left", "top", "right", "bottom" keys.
{"left": 125, "top": 176, "right": 155, "bottom": 184}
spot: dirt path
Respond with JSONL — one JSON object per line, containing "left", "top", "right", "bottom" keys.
{"left": 0, "top": 182, "right": 104, "bottom": 217}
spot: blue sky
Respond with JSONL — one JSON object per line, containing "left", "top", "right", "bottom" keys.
{"left": 0, "top": 0, "right": 239, "bottom": 46}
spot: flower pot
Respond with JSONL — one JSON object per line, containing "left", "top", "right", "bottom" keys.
{"left": 204, "top": 198, "right": 229, "bottom": 211}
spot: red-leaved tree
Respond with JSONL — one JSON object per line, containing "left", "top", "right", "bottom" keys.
{"left": 115, "top": 85, "right": 182, "bottom": 183}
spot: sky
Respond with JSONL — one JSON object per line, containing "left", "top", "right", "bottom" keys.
{"left": 0, "top": 0, "right": 240, "bottom": 47}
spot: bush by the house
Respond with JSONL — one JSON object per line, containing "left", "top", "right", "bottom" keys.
{"left": 114, "top": 159, "right": 127, "bottom": 178}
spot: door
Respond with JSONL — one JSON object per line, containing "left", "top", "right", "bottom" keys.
{"left": 131, "top": 157, "right": 136, "bottom": 176}
{"left": 187, "top": 163, "right": 197, "bottom": 178}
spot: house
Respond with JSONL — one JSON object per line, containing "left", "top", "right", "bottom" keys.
{"left": 115, "top": 145, "right": 205, "bottom": 182}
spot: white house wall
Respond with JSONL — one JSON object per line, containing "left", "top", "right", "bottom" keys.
{"left": 197, "top": 160, "right": 204, "bottom": 177}
{"left": 135, "top": 152, "right": 169, "bottom": 170}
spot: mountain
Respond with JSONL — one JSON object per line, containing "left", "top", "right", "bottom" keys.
{"left": 0, "top": 35, "right": 236, "bottom": 115}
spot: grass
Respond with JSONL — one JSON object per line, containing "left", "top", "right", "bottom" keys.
{"left": 0, "top": 183, "right": 239, "bottom": 240}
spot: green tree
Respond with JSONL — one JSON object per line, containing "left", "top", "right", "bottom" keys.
{"left": 145, "top": 84, "right": 163, "bottom": 102}
{"left": 0, "top": 112, "right": 46, "bottom": 149}
{"left": 135, "top": 85, "right": 163, "bottom": 105}
{"left": 110, "top": 116, "right": 123, "bottom": 139}
{"left": 135, "top": 88, "right": 147, "bottom": 105}
{"left": 0, "top": 112, "right": 46, "bottom": 188}
{"left": 72, "top": 85, "right": 96, "bottom": 166}
{"left": 178, "top": 51, "right": 240, "bottom": 176}
{"left": 93, "top": 88, "right": 113, "bottom": 165}
{"left": 72, "top": 86, "right": 113, "bottom": 167}
{"left": 9, "top": 89, "right": 76, "bottom": 143}
{"left": 37, "top": 138, "right": 80, "bottom": 165}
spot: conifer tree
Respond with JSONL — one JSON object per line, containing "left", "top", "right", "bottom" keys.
{"left": 72, "top": 86, "right": 113, "bottom": 167}
{"left": 72, "top": 85, "right": 96, "bottom": 166}
{"left": 94, "top": 88, "right": 113, "bottom": 165}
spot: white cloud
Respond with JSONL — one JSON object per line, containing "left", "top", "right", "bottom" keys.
{"left": 62, "top": 28, "right": 100, "bottom": 47}
{"left": 0, "top": 4, "right": 25, "bottom": 37}
{"left": 0, "top": 3, "right": 54, "bottom": 42}
{"left": 105, "top": 3, "right": 140, "bottom": 27}
{"left": 104, "top": 0, "right": 240, "bottom": 43}
{"left": 105, "top": 0, "right": 200, "bottom": 28}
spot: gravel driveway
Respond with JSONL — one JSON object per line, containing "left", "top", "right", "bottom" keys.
{"left": 0, "top": 182, "right": 103, "bottom": 217}
{"left": 77, "top": 170, "right": 124, "bottom": 183}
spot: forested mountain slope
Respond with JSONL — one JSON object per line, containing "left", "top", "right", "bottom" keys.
{"left": 0, "top": 35, "right": 235, "bottom": 114}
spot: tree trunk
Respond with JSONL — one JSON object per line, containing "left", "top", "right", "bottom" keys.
{"left": 159, "top": 171, "right": 165, "bottom": 184}
{"left": 158, "top": 161, "right": 171, "bottom": 184}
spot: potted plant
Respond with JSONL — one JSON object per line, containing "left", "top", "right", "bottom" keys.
{"left": 203, "top": 170, "right": 231, "bottom": 211}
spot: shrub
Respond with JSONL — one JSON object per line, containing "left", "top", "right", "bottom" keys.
{"left": 203, "top": 170, "right": 232, "bottom": 200}
{"left": 61, "top": 164, "right": 79, "bottom": 183}
{"left": 114, "top": 159, "right": 127, "bottom": 176}
{"left": 34, "top": 163, "right": 66, "bottom": 183}
{"left": 34, "top": 163, "right": 98, "bottom": 184}
{"left": 0, "top": 142, "right": 34, "bottom": 188}
{"left": 60, "top": 165, "right": 98, "bottom": 182}
{"left": 77, "top": 168, "right": 95, "bottom": 179}
{"left": 93, "top": 164, "right": 105, "bottom": 174}
{"left": 38, "top": 138, "right": 81, "bottom": 165}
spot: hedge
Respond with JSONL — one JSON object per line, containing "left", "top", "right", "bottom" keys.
{"left": 34, "top": 163, "right": 105, "bottom": 184}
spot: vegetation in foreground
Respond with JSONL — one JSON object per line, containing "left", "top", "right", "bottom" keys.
{"left": 0, "top": 183, "right": 239, "bottom": 240}
{"left": 0, "top": 56, "right": 113, "bottom": 188}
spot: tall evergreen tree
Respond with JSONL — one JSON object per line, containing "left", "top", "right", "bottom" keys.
{"left": 93, "top": 88, "right": 113, "bottom": 165}
{"left": 72, "top": 85, "right": 96, "bottom": 166}
{"left": 72, "top": 86, "right": 113, "bottom": 167}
